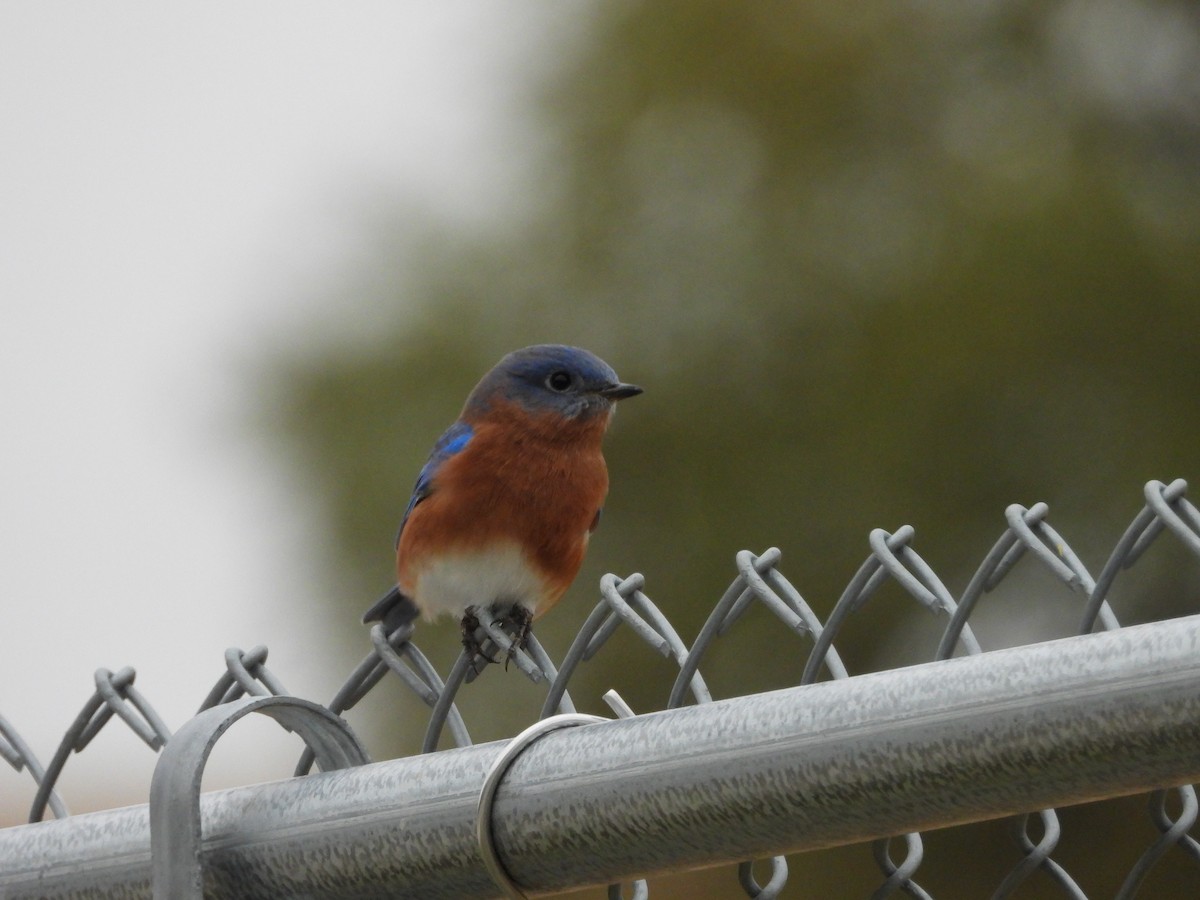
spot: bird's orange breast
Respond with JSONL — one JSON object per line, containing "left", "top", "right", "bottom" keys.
{"left": 397, "top": 398, "right": 611, "bottom": 618}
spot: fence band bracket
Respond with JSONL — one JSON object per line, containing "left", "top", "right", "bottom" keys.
{"left": 149, "top": 695, "right": 370, "bottom": 900}
{"left": 476, "top": 713, "right": 608, "bottom": 899}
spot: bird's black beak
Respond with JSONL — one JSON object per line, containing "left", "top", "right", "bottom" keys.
{"left": 598, "top": 382, "right": 643, "bottom": 401}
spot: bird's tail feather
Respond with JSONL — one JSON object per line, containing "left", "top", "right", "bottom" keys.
{"left": 361, "top": 586, "right": 420, "bottom": 633}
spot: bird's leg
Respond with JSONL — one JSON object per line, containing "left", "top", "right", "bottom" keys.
{"left": 460, "top": 608, "right": 498, "bottom": 664}
{"left": 502, "top": 605, "right": 533, "bottom": 670}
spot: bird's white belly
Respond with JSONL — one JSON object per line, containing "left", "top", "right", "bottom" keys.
{"left": 412, "top": 542, "right": 546, "bottom": 621}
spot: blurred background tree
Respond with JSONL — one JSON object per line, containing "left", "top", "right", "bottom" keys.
{"left": 269, "top": 1, "right": 1200, "bottom": 896}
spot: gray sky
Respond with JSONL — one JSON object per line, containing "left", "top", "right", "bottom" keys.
{"left": 0, "top": 2, "right": 571, "bottom": 822}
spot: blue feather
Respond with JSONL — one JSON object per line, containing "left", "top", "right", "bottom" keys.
{"left": 394, "top": 420, "right": 474, "bottom": 548}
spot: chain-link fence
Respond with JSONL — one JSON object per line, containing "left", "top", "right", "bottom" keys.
{"left": 2, "top": 478, "right": 1199, "bottom": 898}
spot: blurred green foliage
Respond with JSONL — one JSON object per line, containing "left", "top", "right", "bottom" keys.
{"left": 269, "top": 2, "right": 1200, "bottom": 896}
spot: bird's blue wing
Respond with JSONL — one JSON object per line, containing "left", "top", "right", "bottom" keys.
{"left": 362, "top": 420, "right": 475, "bottom": 628}
{"left": 394, "top": 420, "right": 474, "bottom": 549}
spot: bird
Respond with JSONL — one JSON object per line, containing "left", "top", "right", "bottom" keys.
{"left": 362, "top": 344, "right": 642, "bottom": 663}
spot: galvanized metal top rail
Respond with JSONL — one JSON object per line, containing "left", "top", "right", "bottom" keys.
{"left": 3, "top": 613, "right": 1199, "bottom": 899}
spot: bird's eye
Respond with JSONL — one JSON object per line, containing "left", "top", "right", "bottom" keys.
{"left": 545, "top": 370, "right": 573, "bottom": 392}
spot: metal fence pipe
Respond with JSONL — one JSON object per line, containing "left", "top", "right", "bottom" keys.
{"left": 2, "top": 613, "right": 1199, "bottom": 899}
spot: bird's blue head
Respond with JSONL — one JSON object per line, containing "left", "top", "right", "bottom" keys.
{"left": 464, "top": 344, "right": 642, "bottom": 421}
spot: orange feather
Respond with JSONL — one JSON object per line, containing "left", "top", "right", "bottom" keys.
{"left": 397, "top": 396, "right": 611, "bottom": 619}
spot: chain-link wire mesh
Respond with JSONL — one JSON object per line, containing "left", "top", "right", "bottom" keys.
{"left": 3, "top": 477, "right": 1199, "bottom": 898}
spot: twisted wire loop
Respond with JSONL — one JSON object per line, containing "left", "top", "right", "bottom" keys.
{"left": 5, "top": 477, "right": 1200, "bottom": 897}
{"left": 938, "top": 501, "right": 1092, "bottom": 897}
{"left": 671, "top": 547, "right": 844, "bottom": 708}
{"left": 197, "top": 645, "right": 289, "bottom": 711}
{"left": 1115, "top": 788, "right": 1200, "bottom": 899}
{"left": 738, "top": 855, "right": 789, "bottom": 900}
{"left": 935, "top": 500, "right": 1109, "bottom": 658}
{"left": 670, "top": 547, "right": 838, "bottom": 898}
{"left": 1080, "top": 478, "right": 1200, "bottom": 634}
{"left": 0, "top": 714, "right": 67, "bottom": 819}
{"left": 547, "top": 571, "right": 710, "bottom": 718}
{"left": 991, "top": 812, "right": 1086, "bottom": 900}
{"left": 872, "top": 835, "right": 931, "bottom": 900}
{"left": 28, "top": 666, "right": 172, "bottom": 823}
{"left": 1088, "top": 479, "right": 1200, "bottom": 897}
{"left": 539, "top": 571, "right": 701, "bottom": 900}
{"left": 294, "top": 621, "right": 472, "bottom": 774}
{"left": 801, "top": 525, "right": 982, "bottom": 898}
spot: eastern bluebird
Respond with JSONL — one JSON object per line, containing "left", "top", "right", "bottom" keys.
{"left": 362, "top": 344, "right": 642, "bottom": 661}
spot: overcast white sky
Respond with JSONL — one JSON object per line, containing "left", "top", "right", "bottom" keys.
{"left": 0, "top": 3, "right": 574, "bottom": 824}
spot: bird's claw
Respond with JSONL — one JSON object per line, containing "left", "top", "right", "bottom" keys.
{"left": 460, "top": 610, "right": 499, "bottom": 664}
{"left": 502, "top": 606, "right": 533, "bottom": 671}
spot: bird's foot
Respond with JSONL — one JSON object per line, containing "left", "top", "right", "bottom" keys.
{"left": 460, "top": 609, "right": 499, "bottom": 665}
{"left": 502, "top": 606, "right": 533, "bottom": 670}
{"left": 460, "top": 606, "right": 533, "bottom": 670}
